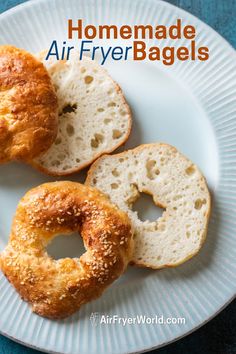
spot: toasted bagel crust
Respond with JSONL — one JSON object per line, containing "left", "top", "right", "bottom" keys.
{"left": 0, "top": 182, "right": 133, "bottom": 319}
{"left": 0, "top": 45, "right": 58, "bottom": 163}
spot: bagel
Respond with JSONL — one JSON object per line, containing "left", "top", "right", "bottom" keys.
{"left": 0, "top": 45, "right": 58, "bottom": 163}
{"left": 86, "top": 143, "right": 211, "bottom": 269}
{"left": 32, "top": 53, "right": 132, "bottom": 175}
{"left": 0, "top": 181, "right": 133, "bottom": 319}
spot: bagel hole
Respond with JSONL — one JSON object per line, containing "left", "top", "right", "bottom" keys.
{"left": 132, "top": 192, "right": 165, "bottom": 222}
{"left": 119, "top": 109, "right": 127, "bottom": 116}
{"left": 91, "top": 133, "right": 104, "bottom": 149}
{"left": 84, "top": 75, "right": 94, "bottom": 84}
{"left": 61, "top": 103, "right": 77, "bottom": 114}
{"left": 146, "top": 160, "right": 160, "bottom": 180}
{"left": 55, "top": 137, "right": 62, "bottom": 145}
{"left": 185, "top": 165, "right": 195, "bottom": 176}
{"left": 108, "top": 101, "right": 116, "bottom": 107}
{"left": 194, "top": 198, "right": 206, "bottom": 210}
{"left": 66, "top": 124, "right": 75, "bottom": 137}
{"left": 47, "top": 232, "right": 85, "bottom": 260}
{"left": 112, "top": 168, "right": 120, "bottom": 177}
{"left": 112, "top": 129, "right": 123, "bottom": 139}
{"left": 104, "top": 118, "right": 112, "bottom": 124}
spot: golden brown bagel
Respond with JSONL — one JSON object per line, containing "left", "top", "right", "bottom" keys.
{"left": 0, "top": 181, "right": 133, "bottom": 319}
{"left": 0, "top": 45, "right": 58, "bottom": 163}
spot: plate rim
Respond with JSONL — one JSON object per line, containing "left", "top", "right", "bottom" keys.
{"left": 0, "top": 0, "right": 235, "bottom": 353}
{"left": 0, "top": 294, "right": 235, "bottom": 354}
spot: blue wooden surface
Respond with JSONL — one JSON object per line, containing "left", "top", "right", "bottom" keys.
{"left": 0, "top": 1, "right": 235, "bottom": 354}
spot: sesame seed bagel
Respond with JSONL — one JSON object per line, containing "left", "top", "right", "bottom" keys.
{"left": 0, "top": 181, "right": 133, "bottom": 319}
{"left": 0, "top": 45, "right": 58, "bottom": 163}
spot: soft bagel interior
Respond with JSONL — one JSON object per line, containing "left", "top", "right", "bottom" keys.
{"left": 32, "top": 53, "right": 132, "bottom": 175}
{"left": 86, "top": 143, "right": 211, "bottom": 269}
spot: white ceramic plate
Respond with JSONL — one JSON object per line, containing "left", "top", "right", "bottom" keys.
{"left": 0, "top": 0, "right": 236, "bottom": 353}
